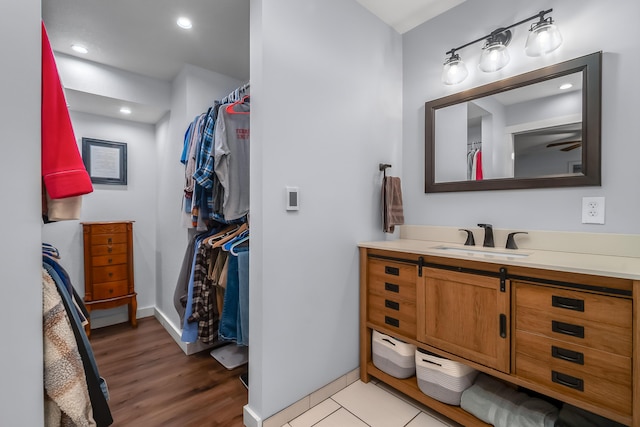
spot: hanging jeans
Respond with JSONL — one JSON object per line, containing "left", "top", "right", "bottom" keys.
{"left": 219, "top": 246, "right": 249, "bottom": 344}
{"left": 237, "top": 248, "right": 249, "bottom": 346}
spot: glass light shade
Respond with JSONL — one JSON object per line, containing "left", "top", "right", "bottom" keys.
{"left": 442, "top": 54, "right": 469, "bottom": 85}
{"left": 479, "top": 41, "right": 510, "bottom": 72}
{"left": 525, "top": 20, "right": 562, "bottom": 56}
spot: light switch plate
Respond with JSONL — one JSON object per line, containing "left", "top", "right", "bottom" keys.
{"left": 286, "top": 187, "right": 299, "bottom": 211}
{"left": 581, "top": 196, "right": 605, "bottom": 224}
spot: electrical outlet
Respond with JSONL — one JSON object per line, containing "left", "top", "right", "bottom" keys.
{"left": 581, "top": 197, "right": 605, "bottom": 224}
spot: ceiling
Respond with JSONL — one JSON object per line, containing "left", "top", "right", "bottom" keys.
{"left": 42, "top": 0, "right": 463, "bottom": 122}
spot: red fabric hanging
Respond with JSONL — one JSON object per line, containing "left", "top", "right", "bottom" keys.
{"left": 41, "top": 21, "right": 93, "bottom": 199}
{"left": 475, "top": 150, "right": 483, "bottom": 180}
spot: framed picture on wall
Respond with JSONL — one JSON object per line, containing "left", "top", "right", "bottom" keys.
{"left": 82, "top": 138, "right": 128, "bottom": 185}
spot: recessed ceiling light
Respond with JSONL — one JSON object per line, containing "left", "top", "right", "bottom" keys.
{"left": 71, "top": 44, "right": 88, "bottom": 54}
{"left": 120, "top": 107, "right": 132, "bottom": 115}
{"left": 559, "top": 83, "right": 573, "bottom": 90}
{"left": 177, "top": 17, "right": 192, "bottom": 29}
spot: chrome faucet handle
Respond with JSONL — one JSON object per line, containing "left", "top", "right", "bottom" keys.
{"left": 506, "top": 232, "right": 528, "bottom": 249}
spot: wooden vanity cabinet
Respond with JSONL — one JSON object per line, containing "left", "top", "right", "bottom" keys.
{"left": 360, "top": 247, "right": 637, "bottom": 427}
{"left": 417, "top": 267, "right": 510, "bottom": 373}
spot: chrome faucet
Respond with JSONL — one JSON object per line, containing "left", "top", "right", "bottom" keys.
{"left": 477, "top": 224, "right": 494, "bottom": 247}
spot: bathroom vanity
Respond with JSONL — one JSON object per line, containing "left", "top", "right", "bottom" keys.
{"left": 359, "top": 229, "right": 640, "bottom": 426}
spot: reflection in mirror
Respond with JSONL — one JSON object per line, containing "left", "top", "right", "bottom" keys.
{"left": 425, "top": 52, "right": 601, "bottom": 193}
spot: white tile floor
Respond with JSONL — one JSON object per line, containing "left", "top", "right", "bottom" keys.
{"left": 281, "top": 380, "right": 462, "bottom": 427}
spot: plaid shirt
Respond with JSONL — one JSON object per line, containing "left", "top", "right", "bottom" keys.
{"left": 187, "top": 245, "right": 219, "bottom": 344}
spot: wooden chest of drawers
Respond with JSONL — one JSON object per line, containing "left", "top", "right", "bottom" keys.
{"left": 82, "top": 221, "right": 137, "bottom": 337}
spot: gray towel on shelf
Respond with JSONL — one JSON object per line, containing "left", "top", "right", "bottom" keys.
{"left": 460, "top": 374, "right": 558, "bottom": 427}
{"left": 382, "top": 176, "right": 404, "bottom": 233}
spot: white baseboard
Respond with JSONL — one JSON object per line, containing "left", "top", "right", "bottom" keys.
{"left": 243, "top": 405, "right": 262, "bottom": 427}
{"left": 153, "top": 307, "right": 217, "bottom": 355}
{"left": 89, "top": 305, "right": 154, "bottom": 329}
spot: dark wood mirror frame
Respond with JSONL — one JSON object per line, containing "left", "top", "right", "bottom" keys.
{"left": 425, "top": 51, "right": 601, "bottom": 193}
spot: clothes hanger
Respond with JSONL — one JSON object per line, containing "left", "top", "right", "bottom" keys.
{"left": 226, "top": 95, "right": 250, "bottom": 115}
{"left": 229, "top": 234, "right": 249, "bottom": 256}
{"left": 212, "top": 223, "right": 249, "bottom": 248}
{"left": 222, "top": 229, "right": 249, "bottom": 252}
{"left": 202, "top": 224, "right": 238, "bottom": 246}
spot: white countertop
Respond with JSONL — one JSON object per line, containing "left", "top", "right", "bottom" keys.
{"left": 359, "top": 239, "right": 640, "bottom": 280}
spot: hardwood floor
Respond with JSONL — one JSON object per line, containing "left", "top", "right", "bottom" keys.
{"left": 89, "top": 317, "right": 248, "bottom": 426}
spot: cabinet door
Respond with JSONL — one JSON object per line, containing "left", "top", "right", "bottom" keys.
{"left": 417, "top": 267, "right": 510, "bottom": 373}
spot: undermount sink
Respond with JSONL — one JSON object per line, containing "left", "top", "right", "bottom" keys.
{"left": 433, "top": 245, "right": 530, "bottom": 258}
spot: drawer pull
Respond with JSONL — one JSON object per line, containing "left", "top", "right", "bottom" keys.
{"left": 108, "top": 258, "right": 113, "bottom": 264}
{"left": 108, "top": 272, "right": 113, "bottom": 277}
{"left": 108, "top": 247, "right": 113, "bottom": 253}
{"left": 384, "top": 282, "right": 399, "bottom": 293}
{"left": 108, "top": 238, "right": 112, "bottom": 244}
{"left": 385, "top": 316, "right": 399, "bottom": 327}
{"left": 552, "top": 296, "right": 584, "bottom": 312}
{"left": 385, "top": 300, "right": 400, "bottom": 311}
{"left": 499, "top": 313, "right": 507, "bottom": 338}
{"left": 552, "top": 320, "right": 584, "bottom": 338}
{"left": 552, "top": 371, "right": 584, "bottom": 391}
{"left": 384, "top": 266, "right": 400, "bottom": 276}
{"left": 552, "top": 346, "right": 584, "bottom": 365}
{"left": 109, "top": 289, "right": 114, "bottom": 294}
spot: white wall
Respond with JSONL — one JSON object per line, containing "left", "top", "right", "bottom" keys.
{"left": 41, "top": 111, "right": 158, "bottom": 324}
{"left": 402, "top": 0, "right": 640, "bottom": 234}
{"left": 247, "top": 0, "right": 402, "bottom": 420}
{"left": 0, "top": 2, "right": 43, "bottom": 424}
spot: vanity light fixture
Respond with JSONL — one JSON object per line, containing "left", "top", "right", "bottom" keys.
{"left": 441, "top": 52, "right": 469, "bottom": 85}
{"left": 442, "top": 9, "right": 562, "bottom": 85}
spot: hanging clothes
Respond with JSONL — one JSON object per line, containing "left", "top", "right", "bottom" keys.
{"left": 42, "top": 246, "right": 113, "bottom": 427}
{"left": 214, "top": 96, "right": 250, "bottom": 221}
{"left": 175, "top": 84, "right": 250, "bottom": 348}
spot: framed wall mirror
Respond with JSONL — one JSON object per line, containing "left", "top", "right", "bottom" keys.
{"left": 425, "top": 52, "right": 601, "bottom": 193}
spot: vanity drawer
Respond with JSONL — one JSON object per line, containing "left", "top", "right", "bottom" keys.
{"left": 515, "top": 348, "right": 631, "bottom": 417}
{"left": 91, "top": 253, "right": 128, "bottom": 267}
{"left": 514, "top": 282, "right": 631, "bottom": 328}
{"left": 91, "top": 264, "right": 129, "bottom": 284}
{"left": 90, "top": 232, "right": 128, "bottom": 246}
{"left": 86, "top": 223, "right": 128, "bottom": 235}
{"left": 91, "top": 280, "right": 130, "bottom": 300}
{"left": 515, "top": 305, "right": 632, "bottom": 357}
{"left": 368, "top": 259, "right": 416, "bottom": 302}
{"left": 368, "top": 293, "right": 416, "bottom": 337}
{"left": 90, "top": 243, "right": 128, "bottom": 256}
{"left": 514, "top": 330, "right": 631, "bottom": 386}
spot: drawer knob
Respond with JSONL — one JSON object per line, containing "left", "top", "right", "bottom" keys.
{"left": 385, "top": 300, "right": 400, "bottom": 311}
{"left": 108, "top": 272, "right": 113, "bottom": 277}
{"left": 552, "top": 295, "right": 584, "bottom": 312}
{"left": 109, "top": 289, "right": 114, "bottom": 294}
{"left": 384, "top": 316, "right": 399, "bottom": 327}
{"left": 552, "top": 320, "right": 584, "bottom": 338}
{"left": 108, "top": 258, "right": 112, "bottom": 264}
{"left": 551, "top": 346, "right": 584, "bottom": 365}
{"left": 552, "top": 371, "right": 584, "bottom": 391}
